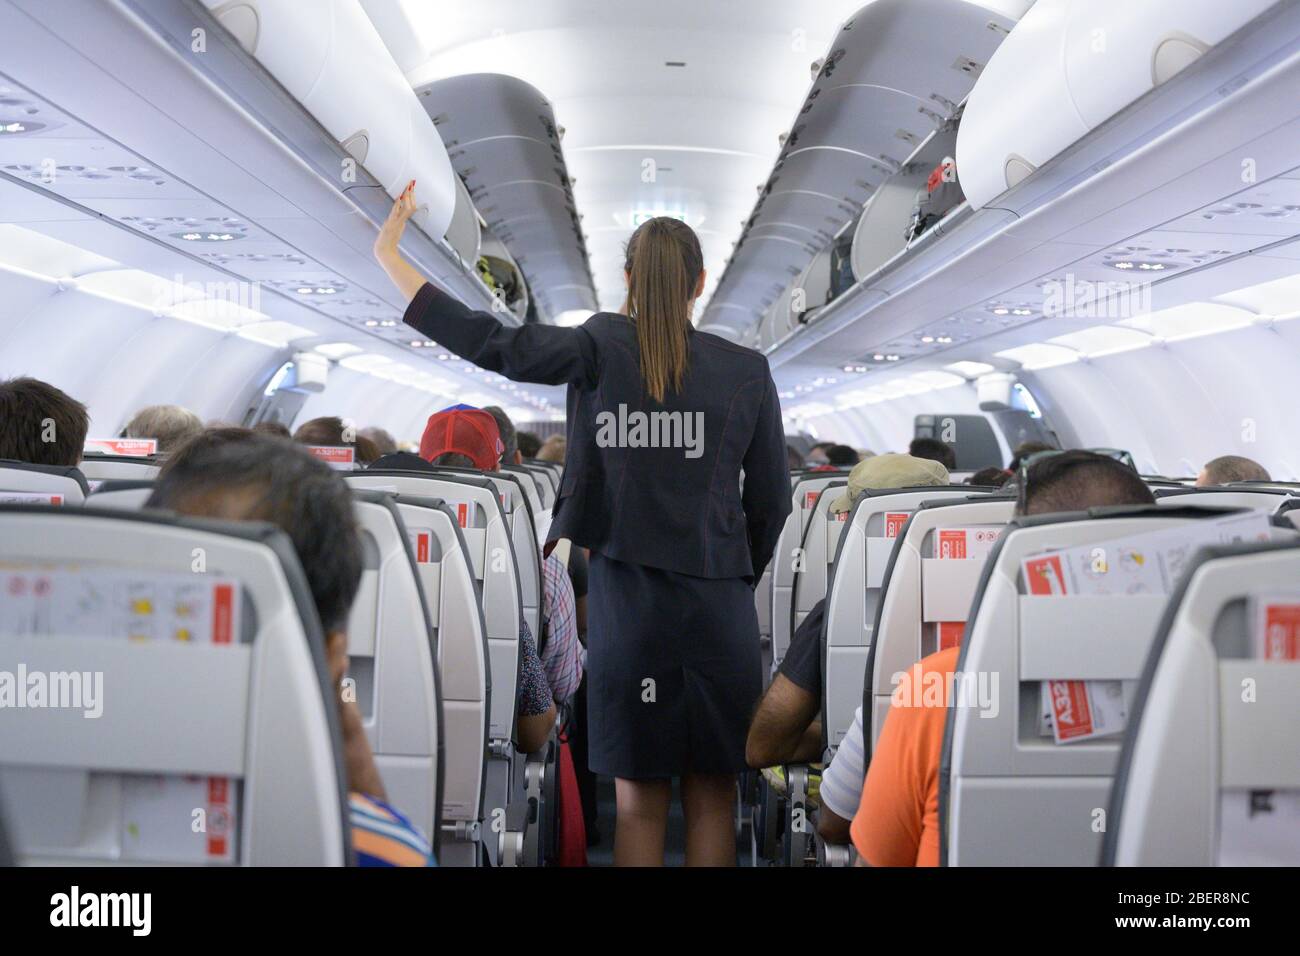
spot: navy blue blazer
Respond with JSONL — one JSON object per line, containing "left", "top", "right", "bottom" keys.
{"left": 403, "top": 283, "right": 792, "bottom": 582}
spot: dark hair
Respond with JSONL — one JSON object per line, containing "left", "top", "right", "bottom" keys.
{"left": 482, "top": 405, "right": 517, "bottom": 462}
{"left": 432, "top": 451, "right": 476, "bottom": 469}
{"left": 253, "top": 420, "right": 292, "bottom": 439}
{"left": 517, "top": 431, "right": 541, "bottom": 458}
{"left": 146, "top": 428, "right": 362, "bottom": 634}
{"left": 969, "top": 467, "right": 1010, "bottom": 487}
{"left": 1017, "top": 449, "right": 1154, "bottom": 517}
{"left": 0, "top": 377, "right": 89, "bottom": 467}
{"left": 292, "top": 415, "right": 379, "bottom": 464}
{"left": 1008, "top": 440, "right": 1057, "bottom": 472}
{"left": 1202, "top": 455, "right": 1271, "bottom": 485}
{"left": 908, "top": 437, "right": 957, "bottom": 470}
{"left": 825, "top": 444, "right": 859, "bottom": 466}
{"left": 623, "top": 217, "right": 703, "bottom": 403}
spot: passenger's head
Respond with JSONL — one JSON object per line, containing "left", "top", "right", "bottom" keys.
{"left": 483, "top": 405, "right": 521, "bottom": 466}
{"left": 1015, "top": 449, "right": 1154, "bottom": 517}
{"left": 1197, "top": 454, "right": 1271, "bottom": 487}
{"left": 418, "top": 404, "right": 503, "bottom": 471}
{"left": 252, "top": 420, "right": 292, "bottom": 439}
{"left": 828, "top": 452, "right": 949, "bottom": 513}
{"left": 537, "top": 434, "right": 566, "bottom": 463}
{"left": 0, "top": 377, "right": 89, "bottom": 467}
{"left": 622, "top": 216, "right": 705, "bottom": 403}
{"left": 908, "top": 437, "right": 957, "bottom": 471}
{"left": 517, "top": 430, "right": 542, "bottom": 459}
{"left": 807, "top": 441, "right": 834, "bottom": 466}
{"left": 359, "top": 426, "right": 397, "bottom": 458}
{"left": 969, "top": 466, "right": 1010, "bottom": 487}
{"left": 145, "top": 428, "right": 363, "bottom": 688}
{"left": 123, "top": 404, "right": 202, "bottom": 454}
{"left": 1008, "top": 440, "right": 1057, "bottom": 472}
{"left": 825, "top": 444, "right": 859, "bottom": 467}
{"left": 292, "top": 415, "right": 380, "bottom": 465}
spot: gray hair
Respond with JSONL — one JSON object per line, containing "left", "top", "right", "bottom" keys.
{"left": 124, "top": 404, "right": 203, "bottom": 454}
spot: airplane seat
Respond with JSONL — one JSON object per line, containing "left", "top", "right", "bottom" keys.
{"left": 344, "top": 470, "right": 534, "bottom": 866}
{"left": 940, "top": 504, "right": 1282, "bottom": 866}
{"left": 86, "top": 479, "right": 155, "bottom": 511}
{"left": 864, "top": 495, "right": 1017, "bottom": 753}
{"left": 0, "top": 460, "right": 89, "bottom": 506}
{"left": 347, "top": 492, "right": 443, "bottom": 856}
{"left": 1104, "top": 539, "right": 1300, "bottom": 866}
{"left": 388, "top": 493, "right": 491, "bottom": 867}
{"left": 821, "top": 486, "right": 990, "bottom": 757}
{"left": 1154, "top": 486, "right": 1293, "bottom": 513}
{"left": 77, "top": 454, "right": 162, "bottom": 483}
{"left": 771, "top": 474, "right": 848, "bottom": 675}
{"left": 790, "top": 479, "right": 853, "bottom": 655}
{"left": 0, "top": 504, "right": 350, "bottom": 865}
{"left": 1273, "top": 497, "right": 1300, "bottom": 532}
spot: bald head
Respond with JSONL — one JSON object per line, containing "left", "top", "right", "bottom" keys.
{"left": 1197, "top": 455, "right": 1271, "bottom": 487}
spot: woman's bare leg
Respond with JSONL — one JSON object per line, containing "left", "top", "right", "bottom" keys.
{"left": 613, "top": 777, "right": 672, "bottom": 866}
{"left": 681, "top": 772, "right": 738, "bottom": 866}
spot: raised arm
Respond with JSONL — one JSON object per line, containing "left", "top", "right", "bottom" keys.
{"left": 374, "top": 181, "right": 598, "bottom": 387}
{"left": 741, "top": 370, "right": 793, "bottom": 583}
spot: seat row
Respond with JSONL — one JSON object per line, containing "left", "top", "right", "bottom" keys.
{"left": 0, "top": 454, "right": 565, "bottom": 866}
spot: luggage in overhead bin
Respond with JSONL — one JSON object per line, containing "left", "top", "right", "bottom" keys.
{"left": 905, "top": 158, "right": 962, "bottom": 243}
{"left": 828, "top": 226, "right": 857, "bottom": 301}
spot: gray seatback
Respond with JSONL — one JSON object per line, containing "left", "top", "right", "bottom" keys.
{"left": 1106, "top": 540, "right": 1300, "bottom": 866}
{"left": 0, "top": 461, "right": 88, "bottom": 506}
{"left": 0, "top": 505, "right": 349, "bottom": 865}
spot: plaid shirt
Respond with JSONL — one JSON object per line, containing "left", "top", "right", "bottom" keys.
{"left": 540, "top": 553, "right": 584, "bottom": 703}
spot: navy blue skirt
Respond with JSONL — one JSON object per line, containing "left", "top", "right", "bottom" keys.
{"left": 585, "top": 552, "right": 762, "bottom": 779}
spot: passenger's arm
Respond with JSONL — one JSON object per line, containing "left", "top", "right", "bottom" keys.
{"left": 742, "top": 372, "right": 794, "bottom": 582}
{"left": 516, "top": 622, "right": 556, "bottom": 755}
{"left": 817, "top": 806, "right": 852, "bottom": 845}
{"left": 517, "top": 704, "right": 557, "bottom": 756}
{"left": 374, "top": 182, "right": 598, "bottom": 387}
{"left": 745, "top": 674, "right": 821, "bottom": 768}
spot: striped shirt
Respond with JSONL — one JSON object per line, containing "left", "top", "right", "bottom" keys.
{"left": 540, "top": 553, "right": 583, "bottom": 702}
{"left": 350, "top": 792, "right": 436, "bottom": 867}
{"left": 819, "top": 706, "right": 867, "bottom": 821}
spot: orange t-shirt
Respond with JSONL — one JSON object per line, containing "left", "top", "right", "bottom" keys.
{"left": 851, "top": 646, "right": 961, "bottom": 867}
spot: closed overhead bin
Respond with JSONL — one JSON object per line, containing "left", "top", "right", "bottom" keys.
{"left": 956, "top": 0, "right": 1281, "bottom": 210}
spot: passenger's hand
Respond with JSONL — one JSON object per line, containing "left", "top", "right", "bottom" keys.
{"left": 373, "top": 179, "right": 418, "bottom": 259}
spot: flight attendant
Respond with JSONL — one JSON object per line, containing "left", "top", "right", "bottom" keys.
{"left": 375, "top": 182, "right": 791, "bottom": 866}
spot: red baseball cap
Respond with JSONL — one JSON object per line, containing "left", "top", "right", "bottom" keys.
{"left": 419, "top": 404, "right": 503, "bottom": 471}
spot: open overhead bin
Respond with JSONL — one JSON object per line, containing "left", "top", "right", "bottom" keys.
{"left": 700, "top": 0, "right": 1028, "bottom": 338}
{"left": 957, "top": 0, "right": 1281, "bottom": 210}
{"left": 413, "top": 72, "right": 598, "bottom": 324}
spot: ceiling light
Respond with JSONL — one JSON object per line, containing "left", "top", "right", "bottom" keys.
{"left": 920, "top": 335, "right": 934, "bottom": 343}
{"left": 872, "top": 353, "right": 885, "bottom": 361}
{"left": 314, "top": 342, "right": 364, "bottom": 359}
{"left": 991, "top": 307, "right": 1010, "bottom": 315}
{"left": 936, "top": 335, "right": 953, "bottom": 344}
{"left": 1011, "top": 308, "right": 1034, "bottom": 316}
{"left": 886, "top": 354, "right": 901, "bottom": 362}
{"left": 364, "top": 320, "right": 378, "bottom": 327}
{"left": 945, "top": 360, "right": 994, "bottom": 377}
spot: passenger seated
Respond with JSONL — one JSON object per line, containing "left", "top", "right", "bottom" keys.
{"left": 851, "top": 451, "right": 1154, "bottom": 866}
{"left": 0, "top": 376, "right": 88, "bottom": 467}
{"left": 745, "top": 453, "right": 950, "bottom": 843}
{"left": 517, "top": 430, "right": 542, "bottom": 459}
{"left": 805, "top": 441, "right": 835, "bottom": 467}
{"left": 968, "top": 466, "right": 1010, "bottom": 487}
{"left": 359, "top": 426, "right": 398, "bottom": 458}
{"left": 1196, "top": 454, "right": 1271, "bottom": 486}
{"left": 293, "top": 416, "right": 381, "bottom": 465}
{"left": 537, "top": 434, "right": 566, "bottom": 463}
{"left": 825, "top": 444, "right": 859, "bottom": 467}
{"left": 122, "top": 404, "right": 202, "bottom": 454}
{"left": 907, "top": 437, "right": 956, "bottom": 471}
{"left": 145, "top": 428, "right": 435, "bottom": 866}
{"left": 484, "top": 405, "right": 583, "bottom": 703}
{"left": 412, "top": 403, "right": 560, "bottom": 753}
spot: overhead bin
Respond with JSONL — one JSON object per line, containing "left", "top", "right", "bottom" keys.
{"left": 701, "top": 0, "right": 1026, "bottom": 338}
{"left": 957, "top": 0, "right": 1280, "bottom": 211}
{"left": 445, "top": 175, "right": 482, "bottom": 268}
{"left": 413, "top": 73, "right": 598, "bottom": 323}
{"left": 198, "top": 0, "right": 457, "bottom": 239}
